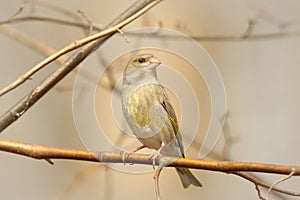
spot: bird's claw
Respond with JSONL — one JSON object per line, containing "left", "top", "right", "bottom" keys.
{"left": 149, "top": 151, "right": 161, "bottom": 170}
{"left": 120, "top": 150, "right": 133, "bottom": 165}
{"left": 120, "top": 145, "right": 146, "bottom": 165}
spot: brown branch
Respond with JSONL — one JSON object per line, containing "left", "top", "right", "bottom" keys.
{"left": 1, "top": 139, "right": 299, "bottom": 197}
{"left": 0, "top": 139, "right": 299, "bottom": 175}
{"left": 0, "top": 0, "right": 162, "bottom": 132}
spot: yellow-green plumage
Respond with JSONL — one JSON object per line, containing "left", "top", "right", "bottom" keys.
{"left": 121, "top": 54, "right": 202, "bottom": 188}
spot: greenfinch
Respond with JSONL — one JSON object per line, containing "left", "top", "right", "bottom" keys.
{"left": 121, "top": 54, "right": 202, "bottom": 188}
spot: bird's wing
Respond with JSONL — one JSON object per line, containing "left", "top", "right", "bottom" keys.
{"left": 160, "top": 100, "right": 185, "bottom": 158}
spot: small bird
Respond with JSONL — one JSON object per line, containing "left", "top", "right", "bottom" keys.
{"left": 121, "top": 54, "right": 202, "bottom": 188}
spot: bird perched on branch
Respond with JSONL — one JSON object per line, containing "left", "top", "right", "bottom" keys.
{"left": 121, "top": 54, "right": 202, "bottom": 188}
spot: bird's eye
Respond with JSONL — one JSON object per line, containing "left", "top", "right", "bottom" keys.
{"left": 138, "top": 57, "right": 146, "bottom": 63}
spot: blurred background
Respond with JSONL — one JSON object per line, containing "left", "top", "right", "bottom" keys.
{"left": 1, "top": 0, "right": 300, "bottom": 199}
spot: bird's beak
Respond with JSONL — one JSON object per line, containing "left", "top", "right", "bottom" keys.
{"left": 148, "top": 56, "right": 161, "bottom": 70}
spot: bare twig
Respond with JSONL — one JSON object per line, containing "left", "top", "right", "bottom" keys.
{"left": 255, "top": 185, "right": 266, "bottom": 200}
{"left": 266, "top": 168, "right": 296, "bottom": 200}
{"left": 128, "top": 30, "right": 300, "bottom": 41}
{"left": 77, "top": 10, "right": 96, "bottom": 35}
{"left": 192, "top": 31, "right": 300, "bottom": 41}
{"left": 0, "top": 0, "right": 162, "bottom": 132}
{"left": 154, "top": 167, "right": 163, "bottom": 200}
{"left": 2, "top": 15, "right": 300, "bottom": 43}
{"left": 22, "top": 0, "right": 83, "bottom": 20}
{"left": 8, "top": 5, "right": 25, "bottom": 19}
{"left": 117, "top": 28, "right": 130, "bottom": 43}
{"left": 232, "top": 172, "right": 300, "bottom": 197}
{"left": 0, "top": 16, "right": 96, "bottom": 29}
{"left": 241, "top": 19, "right": 257, "bottom": 39}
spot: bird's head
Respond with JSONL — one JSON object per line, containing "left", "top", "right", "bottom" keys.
{"left": 123, "top": 54, "right": 161, "bottom": 85}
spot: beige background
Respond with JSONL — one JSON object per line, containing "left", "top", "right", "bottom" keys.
{"left": 1, "top": 0, "right": 300, "bottom": 200}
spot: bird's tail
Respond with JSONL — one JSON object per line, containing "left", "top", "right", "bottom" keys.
{"left": 176, "top": 167, "right": 202, "bottom": 188}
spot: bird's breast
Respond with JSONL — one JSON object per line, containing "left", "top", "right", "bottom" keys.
{"left": 124, "top": 83, "right": 161, "bottom": 127}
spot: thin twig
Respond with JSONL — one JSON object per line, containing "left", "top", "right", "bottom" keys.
{"left": 266, "top": 168, "right": 296, "bottom": 200}
{"left": 232, "top": 172, "right": 300, "bottom": 197}
{"left": 8, "top": 5, "right": 24, "bottom": 19}
{"left": 0, "top": 15, "right": 103, "bottom": 32}
{"left": 255, "top": 185, "right": 266, "bottom": 200}
{"left": 241, "top": 19, "right": 257, "bottom": 39}
{"left": 0, "top": 16, "right": 94, "bottom": 29}
{"left": 22, "top": 0, "right": 83, "bottom": 20}
{"left": 77, "top": 10, "right": 96, "bottom": 35}
{"left": 2, "top": 15, "right": 300, "bottom": 43}
{"left": 154, "top": 167, "right": 163, "bottom": 200}
{"left": 117, "top": 28, "right": 130, "bottom": 43}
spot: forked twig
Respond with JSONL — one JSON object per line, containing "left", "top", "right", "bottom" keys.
{"left": 117, "top": 28, "right": 130, "bottom": 43}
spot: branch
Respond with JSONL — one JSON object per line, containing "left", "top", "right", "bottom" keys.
{"left": 0, "top": 0, "right": 162, "bottom": 132}
{"left": 0, "top": 16, "right": 95, "bottom": 30}
{"left": 0, "top": 139, "right": 299, "bottom": 175}
{"left": 232, "top": 172, "right": 300, "bottom": 197}
{"left": 1, "top": 139, "right": 299, "bottom": 197}
{"left": 3, "top": 15, "right": 300, "bottom": 43}
{"left": 22, "top": 0, "right": 83, "bottom": 20}
{"left": 191, "top": 31, "right": 300, "bottom": 41}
